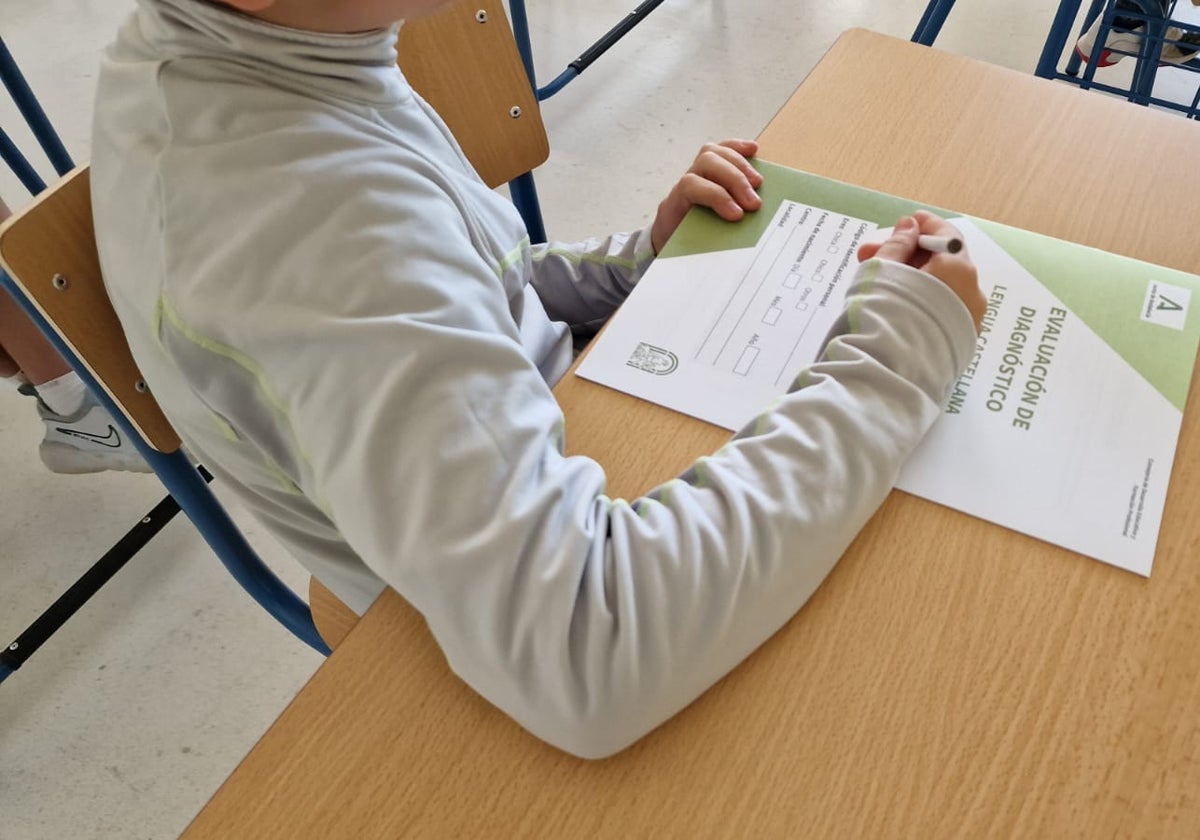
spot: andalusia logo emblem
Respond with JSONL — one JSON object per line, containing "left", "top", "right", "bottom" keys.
{"left": 626, "top": 342, "right": 678, "bottom": 375}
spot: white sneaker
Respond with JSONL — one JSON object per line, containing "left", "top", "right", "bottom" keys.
{"left": 1075, "top": 1, "right": 1187, "bottom": 67}
{"left": 1160, "top": 28, "right": 1200, "bottom": 64}
{"left": 36, "top": 391, "right": 152, "bottom": 475}
{"left": 1076, "top": 21, "right": 1148, "bottom": 67}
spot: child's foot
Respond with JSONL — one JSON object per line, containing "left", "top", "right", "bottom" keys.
{"left": 1076, "top": 22, "right": 1146, "bottom": 67}
{"left": 1075, "top": 0, "right": 1171, "bottom": 66}
{"left": 34, "top": 388, "right": 152, "bottom": 474}
{"left": 1160, "top": 28, "right": 1200, "bottom": 64}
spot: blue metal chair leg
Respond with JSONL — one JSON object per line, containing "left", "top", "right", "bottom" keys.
{"left": 508, "top": 0, "right": 538, "bottom": 90}
{"left": 913, "top": 1, "right": 938, "bottom": 43}
{"left": 912, "top": 0, "right": 958, "bottom": 46}
{"left": 0, "top": 38, "right": 74, "bottom": 176}
{"left": 1037, "top": 0, "right": 1088, "bottom": 78}
{"left": 1130, "top": 15, "right": 1169, "bottom": 105}
{"left": 1063, "top": 0, "right": 1108, "bottom": 78}
{"left": 508, "top": 171, "right": 546, "bottom": 245}
{"left": 0, "top": 126, "right": 47, "bottom": 195}
{"left": 146, "top": 451, "right": 331, "bottom": 656}
{"left": 1077, "top": 0, "right": 1118, "bottom": 89}
{"left": 508, "top": 0, "right": 667, "bottom": 101}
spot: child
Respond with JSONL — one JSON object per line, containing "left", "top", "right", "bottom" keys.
{"left": 91, "top": 0, "right": 984, "bottom": 758}
{"left": 1, "top": 198, "right": 149, "bottom": 474}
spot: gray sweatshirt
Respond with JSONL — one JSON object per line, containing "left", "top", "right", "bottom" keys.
{"left": 91, "top": 0, "right": 977, "bottom": 758}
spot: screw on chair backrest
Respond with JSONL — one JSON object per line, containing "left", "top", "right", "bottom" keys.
{"left": 398, "top": 0, "right": 549, "bottom": 188}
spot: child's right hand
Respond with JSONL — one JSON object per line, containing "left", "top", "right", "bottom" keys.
{"left": 857, "top": 210, "right": 986, "bottom": 333}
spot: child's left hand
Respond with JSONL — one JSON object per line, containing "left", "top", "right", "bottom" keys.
{"left": 651, "top": 139, "right": 763, "bottom": 253}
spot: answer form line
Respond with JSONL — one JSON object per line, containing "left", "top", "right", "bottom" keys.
{"left": 699, "top": 222, "right": 798, "bottom": 366}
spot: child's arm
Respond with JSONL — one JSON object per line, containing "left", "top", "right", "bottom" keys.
{"left": 291, "top": 213, "right": 971, "bottom": 759}
{"left": 525, "top": 141, "right": 763, "bottom": 331}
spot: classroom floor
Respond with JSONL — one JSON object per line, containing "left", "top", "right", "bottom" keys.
{"left": 2, "top": 2, "right": 1197, "bottom": 838}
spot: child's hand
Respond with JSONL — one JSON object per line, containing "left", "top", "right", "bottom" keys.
{"left": 651, "top": 139, "right": 763, "bottom": 253}
{"left": 858, "top": 210, "right": 986, "bottom": 333}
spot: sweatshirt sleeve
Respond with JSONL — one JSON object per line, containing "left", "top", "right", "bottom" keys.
{"left": 181, "top": 158, "right": 975, "bottom": 760}
{"left": 526, "top": 224, "right": 656, "bottom": 330}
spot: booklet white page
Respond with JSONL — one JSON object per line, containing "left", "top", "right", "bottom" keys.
{"left": 576, "top": 198, "right": 1199, "bottom": 576}
{"left": 579, "top": 201, "right": 872, "bottom": 430}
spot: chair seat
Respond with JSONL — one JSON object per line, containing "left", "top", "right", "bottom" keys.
{"left": 309, "top": 579, "right": 360, "bottom": 650}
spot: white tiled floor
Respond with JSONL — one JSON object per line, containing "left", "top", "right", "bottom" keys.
{"left": 0, "top": 2, "right": 1190, "bottom": 838}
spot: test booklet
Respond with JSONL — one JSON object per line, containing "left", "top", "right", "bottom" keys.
{"left": 576, "top": 162, "right": 1200, "bottom": 576}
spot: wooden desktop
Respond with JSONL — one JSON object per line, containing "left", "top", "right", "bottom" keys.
{"left": 183, "top": 29, "right": 1200, "bottom": 839}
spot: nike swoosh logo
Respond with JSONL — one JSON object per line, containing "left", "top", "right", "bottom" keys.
{"left": 55, "top": 425, "right": 123, "bottom": 448}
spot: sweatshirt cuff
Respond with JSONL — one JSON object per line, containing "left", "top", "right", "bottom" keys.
{"left": 633, "top": 221, "right": 658, "bottom": 268}
{"left": 866, "top": 258, "right": 979, "bottom": 375}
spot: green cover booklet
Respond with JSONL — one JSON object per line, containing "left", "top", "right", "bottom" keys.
{"left": 577, "top": 161, "right": 1200, "bottom": 575}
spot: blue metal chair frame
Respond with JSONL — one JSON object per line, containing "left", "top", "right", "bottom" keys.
{"left": 912, "top": 0, "right": 959, "bottom": 46}
{"left": 915, "top": 0, "right": 1085, "bottom": 58}
{"left": 1055, "top": 0, "right": 1200, "bottom": 115}
{"left": 0, "top": 37, "right": 329, "bottom": 683}
{"left": 502, "top": 0, "right": 668, "bottom": 245}
{"left": 508, "top": 0, "right": 668, "bottom": 101}
{"left": 914, "top": 0, "right": 1200, "bottom": 117}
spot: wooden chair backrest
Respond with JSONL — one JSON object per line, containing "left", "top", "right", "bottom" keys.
{"left": 398, "top": 0, "right": 549, "bottom": 187}
{"left": 0, "top": 166, "right": 181, "bottom": 452}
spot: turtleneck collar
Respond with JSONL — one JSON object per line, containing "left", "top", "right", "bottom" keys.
{"left": 134, "top": 0, "right": 407, "bottom": 107}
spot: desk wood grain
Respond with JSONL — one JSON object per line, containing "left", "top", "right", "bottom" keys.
{"left": 184, "top": 29, "right": 1200, "bottom": 839}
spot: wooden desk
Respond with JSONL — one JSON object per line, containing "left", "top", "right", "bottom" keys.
{"left": 184, "top": 29, "right": 1200, "bottom": 839}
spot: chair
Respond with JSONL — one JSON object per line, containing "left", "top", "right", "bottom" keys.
{"left": 0, "top": 34, "right": 327, "bottom": 678}
{"left": 1, "top": 0, "right": 555, "bottom": 670}
{"left": 914, "top": 0, "right": 1200, "bottom": 117}
{"left": 0, "top": 167, "right": 333, "bottom": 661}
